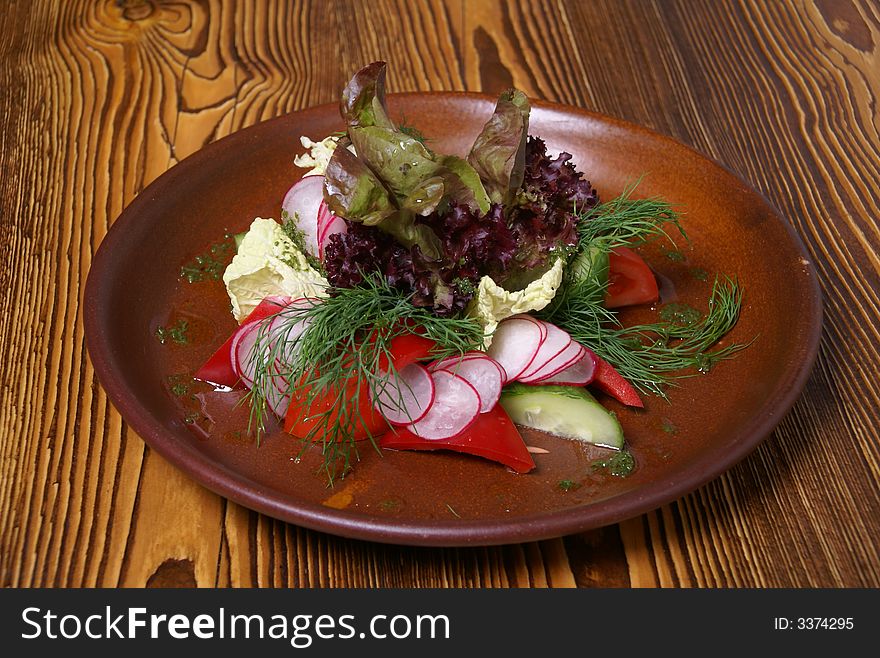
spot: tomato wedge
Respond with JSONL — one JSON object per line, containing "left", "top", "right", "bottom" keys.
{"left": 194, "top": 295, "right": 292, "bottom": 388}
{"left": 592, "top": 356, "right": 643, "bottom": 408}
{"left": 380, "top": 405, "right": 536, "bottom": 473}
{"left": 284, "top": 332, "right": 437, "bottom": 441}
{"left": 605, "top": 246, "right": 659, "bottom": 309}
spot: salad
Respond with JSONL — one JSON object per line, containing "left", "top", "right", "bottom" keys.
{"left": 192, "top": 61, "right": 745, "bottom": 483}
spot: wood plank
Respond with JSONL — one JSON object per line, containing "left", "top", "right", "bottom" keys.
{"left": 0, "top": 0, "right": 878, "bottom": 588}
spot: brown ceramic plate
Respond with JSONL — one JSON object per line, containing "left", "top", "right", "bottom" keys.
{"left": 84, "top": 93, "right": 821, "bottom": 546}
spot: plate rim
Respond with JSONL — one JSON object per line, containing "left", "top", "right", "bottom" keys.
{"left": 84, "top": 92, "right": 824, "bottom": 546}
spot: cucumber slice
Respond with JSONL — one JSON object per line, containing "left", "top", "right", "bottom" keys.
{"left": 499, "top": 383, "right": 624, "bottom": 449}
{"left": 571, "top": 244, "right": 609, "bottom": 286}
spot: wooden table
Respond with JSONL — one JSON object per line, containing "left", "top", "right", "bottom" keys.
{"left": 2, "top": 0, "right": 878, "bottom": 588}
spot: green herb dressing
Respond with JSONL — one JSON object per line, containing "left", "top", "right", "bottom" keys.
{"left": 690, "top": 267, "right": 709, "bottom": 281}
{"left": 661, "top": 417, "right": 678, "bottom": 435}
{"left": 591, "top": 450, "right": 636, "bottom": 477}
{"left": 155, "top": 319, "right": 190, "bottom": 345}
{"left": 180, "top": 240, "right": 234, "bottom": 283}
{"left": 659, "top": 302, "right": 702, "bottom": 327}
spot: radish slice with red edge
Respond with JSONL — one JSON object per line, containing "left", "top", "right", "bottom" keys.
{"left": 316, "top": 200, "right": 332, "bottom": 239}
{"left": 520, "top": 340, "right": 584, "bottom": 383}
{"left": 281, "top": 176, "right": 324, "bottom": 258}
{"left": 511, "top": 313, "right": 548, "bottom": 344}
{"left": 516, "top": 320, "right": 572, "bottom": 381}
{"left": 318, "top": 214, "right": 347, "bottom": 261}
{"left": 536, "top": 349, "right": 598, "bottom": 386}
{"left": 194, "top": 295, "right": 293, "bottom": 389}
{"left": 266, "top": 312, "right": 311, "bottom": 364}
{"left": 432, "top": 351, "right": 509, "bottom": 386}
{"left": 266, "top": 375, "right": 291, "bottom": 418}
{"left": 265, "top": 351, "right": 292, "bottom": 418}
{"left": 491, "top": 359, "right": 509, "bottom": 384}
{"left": 372, "top": 363, "right": 435, "bottom": 426}
{"left": 316, "top": 200, "right": 348, "bottom": 260}
{"left": 230, "top": 322, "right": 263, "bottom": 387}
{"left": 430, "top": 351, "right": 491, "bottom": 371}
{"left": 232, "top": 305, "right": 304, "bottom": 388}
{"left": 486, "top": 317, "right": 544, "bottom": 381}
{"left": 438, "top": 357, "right": 503, "bottom": 413}
{"left": 408, "top": 370, "right": 481, "bottom": 440}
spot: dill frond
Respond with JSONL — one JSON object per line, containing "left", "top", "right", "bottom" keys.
{"left": 576, "top": 180, "right": 687, "bottom": 250}
{"left": 543, "top": 183, "right": 747, "bottom": 397}
{"left": 245, "top": 275, "right": 484, "bottom": 483}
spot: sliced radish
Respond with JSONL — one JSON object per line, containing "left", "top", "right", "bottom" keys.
{"left": 317, "top": 207, "right": 347, "bottom": 261}
{"left": 520, "top": 340, "right": 584, "bottom": 383}
{"left": 266, "top": 313, "right": 310, "bottom": 365}
{"left": 266, "top": 376, "right": 291, "bottom": 418}
{"left": 271, "top": 365, "right": 291, "bottom": 397}
{"left": 536, "top": 349, "right": 598, "bottom": 386}
{"left": 230, "top": 322, "right": 263, "bottom": 387}
{"left": 431, "top": 351, "right": 495, "bottom": 372}
{"left": 512, "top": 313, "right": 548, "bottom": 344}
{"left": 432, "top": 351, "right": 509, "bottom": 387}
{"left": 196, "top": 295, "right": 294, "bottom": 389}
{"left": 316, "top": 200, "right": 332, "bottom": 237}
{"left": 430, "top": 351, "right": 483, "bottom": 371}
{"left": 492, "top": 359, "right": 509, "bottom": 384}
{"left": 516, "top": 320, "right": 572, "bottom": 381}
{"left": 438, "top": 357, "right": 503, "bottom": 413}
{"left": 408, "top": 371, "right": 481, "bottom": 440}
{"left": 372, "top": 363, "right": 435, "bottom": 426}
{"left": 231, "top": 302, "right": 306, "bottom": 389}
{"left": 486, "top": 317, "right": 544, "bottom": 381}
{"left": 281, "top": 176, "right": 324, "bottom": 258}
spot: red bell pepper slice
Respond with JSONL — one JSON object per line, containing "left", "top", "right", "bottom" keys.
{"left": 380, "top": 405, "right": 536, "bottom": 473}
{"left": 374, "top": 332, "right": 438, "bottom": 373}
{"left": 592, "top": 356, "right": 643, "bottom": 408}
{"left": 194, "top": 296, "right": 292, "bottom": 388}
{"left": 284, "top": 375, "right": 389, "bottom": 442}
{"left": 284, "top": 332, "right": 435, "bottom": 441}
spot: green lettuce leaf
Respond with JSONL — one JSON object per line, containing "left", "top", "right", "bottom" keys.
{"left": 329, "top": 61, "right": 505, "bottom": 262}
{"left": 323, "top": 139, "right": 442, "bottom": 259}
{"left": 377, "top": 211, "right": 443, "bottom": 260}
{"left": 348, "top": 125, "right": 439, "bottom": 199}
{"left": 340, "top": 61, "right": 396, "bottom": 130}
{"left": 323, "top": 143, "right": 396, "bottom": 226}
{"left": 467, "top": 89, "right": 530, "bottom": 205}
{"left": 438, "top": 155, "right": 491, "bottom": 214}
{"left": 400, "top": 176, "right": 445, "bottom": 216}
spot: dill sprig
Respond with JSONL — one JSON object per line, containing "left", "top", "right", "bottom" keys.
{"left": 549, "top": 276, "right": 747, "bottom": 397}
{"left": 545, "top": 182, "right": 686, "bottom": 320}
{"left": 543, "top": 184, "right": 747, "bottom": 396}
{"left": 246, "top": 275, "right": 483, "bottom": 483}
{"left": 575, "top": 180, "right": 687, "bottom": 250}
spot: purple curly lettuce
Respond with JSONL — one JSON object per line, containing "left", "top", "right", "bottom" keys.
{"left": 323, "top": 135, "right": 599, "bottom": 315}
{"left": 323, "top": 223, "right": 430, "bottom": 306}
{"left": 506, "top": 136, "right": 599, "bottom": 272}
{"left": 323, "top": 205, "right": 515, "bottom": 316}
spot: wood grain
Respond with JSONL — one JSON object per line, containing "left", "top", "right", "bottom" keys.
{"left": 1, "top": 0, "right": 878, "bottom": 588}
